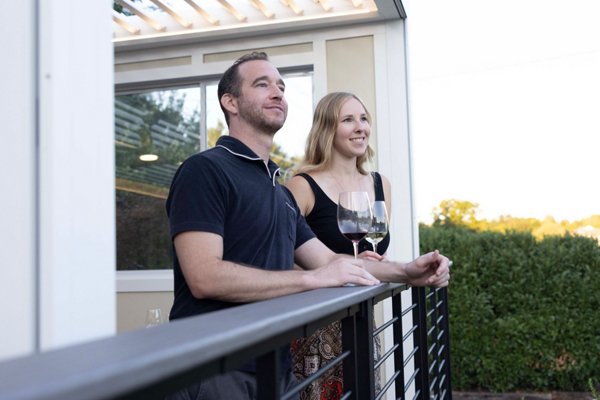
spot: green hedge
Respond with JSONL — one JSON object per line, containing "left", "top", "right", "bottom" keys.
{"left": 419, "top": 224, "right": 600, "bottom": 392}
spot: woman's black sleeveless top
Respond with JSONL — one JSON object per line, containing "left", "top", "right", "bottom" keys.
{"left": 296, "top": 172, "right": 390, "bottom": 255}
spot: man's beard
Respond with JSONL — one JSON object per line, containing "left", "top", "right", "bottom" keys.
{"left": 238, "top": 96, "right": 286, "bottom": 135}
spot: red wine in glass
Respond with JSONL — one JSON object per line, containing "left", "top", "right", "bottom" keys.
{"left": 337, "top": 191, "right": 372, "bottom": 259}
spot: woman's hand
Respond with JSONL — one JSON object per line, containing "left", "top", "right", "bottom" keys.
{"left": 404, "top": 250, "right": 450, "bottom": 287}
{"left": 358, "top": 250, "right": 386, "bottom": 262}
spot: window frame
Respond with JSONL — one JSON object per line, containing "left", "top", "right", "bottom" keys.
{"left": 115, "top": 70, "right": 314, "bottom": 293}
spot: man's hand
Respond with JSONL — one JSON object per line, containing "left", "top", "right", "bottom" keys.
{"left": 309, "top": 257, "right": 380, "bottom": 288}
{"left": 404, "top": 250, "right": 451, "bottom": 287}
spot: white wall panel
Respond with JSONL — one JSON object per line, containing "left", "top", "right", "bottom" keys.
{"left": 38, "top": 0, "right": 116, "bottom": 350}
{"left": 0, "top": 0, "right": 37, "bottom": 362}
{"left": 373, "top": 19, "right": 417, "bottom": 400}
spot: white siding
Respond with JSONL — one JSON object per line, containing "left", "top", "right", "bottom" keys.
{"left": 0, "top": 0, "right": 37, "bottom": 362}
{"left": 0, "top": 0, "right": 116, "bottom": 361}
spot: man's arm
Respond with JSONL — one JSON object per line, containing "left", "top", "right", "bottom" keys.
{"left": 174, "top": 232, "right": 380, "bottom": 303}
{"left": 295, "top": 239, "right": 450, "bottom": 288}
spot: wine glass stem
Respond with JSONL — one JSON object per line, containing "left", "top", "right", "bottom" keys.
{"left": 373, "top": 243, "right": 378, "bottom": 254}
{"left": 352, "top": 241, "right": 359, "bottom": 259}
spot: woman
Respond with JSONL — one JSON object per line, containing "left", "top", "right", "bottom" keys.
{"left": 287, "top": 92, "right": 391, "bottom": 400}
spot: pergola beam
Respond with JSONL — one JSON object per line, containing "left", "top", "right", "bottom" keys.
{"left": 250, "top": 0, "right": 275, "bottom": 19}
{"left": 184, "top": 0, "right": 220, "bottom": 25}
{"left": 216, "top": 0, "right": 247, "bottom": 22}
{"left": 112, "top": 10, "right": 141, "bottom": 35}
{"left": 149, "top": 0, "right": 193, "bottom": 28}
{"left": 115, "top": 0, "right": 166, "bottom": 32}
{"left": 314, "top": 0, "right": 333, "bottom": 12}
{"left": 280, "top": 0, "right": 303, "bottom": 15}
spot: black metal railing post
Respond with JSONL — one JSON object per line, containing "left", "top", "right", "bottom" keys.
{"left": 257, "top": 348, "right": 280, "bottom": 400}
{"left": 392, "top": 290, "right": 406, "bottom": 400}
{"left": 342, "top": 312, "right": 358, "bottom": 399}
{"left": 354, "top": 299, "right": 375, "bottom": 400}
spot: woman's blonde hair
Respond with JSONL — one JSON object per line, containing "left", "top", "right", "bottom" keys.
{"left": 297, "top": 92, "right": 374, "bottom": 175}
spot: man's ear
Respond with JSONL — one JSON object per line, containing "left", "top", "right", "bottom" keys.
{"left": 220, "top": 93, "right": 238, "bottom": 116}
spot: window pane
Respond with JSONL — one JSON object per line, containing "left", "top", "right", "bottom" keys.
{"left": 115, "top": 88, "right": 200, "bottom": 270}
{"left": 206, "top": 83, "right": 224, "bottom": 148}
{"left": 271, "top": 72, "right": 313, "bottom": 180}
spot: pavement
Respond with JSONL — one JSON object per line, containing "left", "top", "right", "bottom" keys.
{"left": 453, "top": 392, "right": 593, "bottom": 400}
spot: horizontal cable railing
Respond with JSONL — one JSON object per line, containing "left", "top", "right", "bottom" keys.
{"left": 0, "top": 284, "right": 451, "bottom": 400}
{"left": 413, "top": 286, "right": 453, "bottom": 400}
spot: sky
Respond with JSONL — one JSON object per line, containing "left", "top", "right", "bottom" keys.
{"left": 404, "top": 0, "right": 600, "bottom": 223}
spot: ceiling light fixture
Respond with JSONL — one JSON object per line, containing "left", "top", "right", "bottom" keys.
{"left": 139, "top": 154, "right": 159, "bottom": 162}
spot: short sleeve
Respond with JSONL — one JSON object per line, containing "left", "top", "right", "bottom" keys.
{"left": 281, "top": 186, "right": 315, "bottom": 248}
{"left": 166, "top": 155, "right": 228, "bottom": 239}
{"left": 295, "top": 213, "right": 316, "bottom": 249}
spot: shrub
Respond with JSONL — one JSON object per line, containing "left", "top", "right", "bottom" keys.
{"left": 419, "top": 224, "right": 600, "bottom": 392}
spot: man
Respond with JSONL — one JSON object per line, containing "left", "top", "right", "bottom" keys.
{"left": 166, "top": 52, "right": 450, "bottom": 399}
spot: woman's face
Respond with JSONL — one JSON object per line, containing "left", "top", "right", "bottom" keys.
{"left": 332, "top": 97, "right": 371, "bottom": 159}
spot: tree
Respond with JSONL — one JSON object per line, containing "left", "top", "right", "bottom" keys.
{"left": 432, "top": 199, "right": 481, "bottom": 229}
{"left": 533, "top": 215, "right": 566, "bottom": 238}
{"left": 486, "top": 215, "right": 541, "bottom": 233}
{"left": 208, "top": 120, "right": 225, "bottom": 148}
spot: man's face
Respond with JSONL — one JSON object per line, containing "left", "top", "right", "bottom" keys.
{"left": 236, "top": 60, "right": 288, "bottom": 135}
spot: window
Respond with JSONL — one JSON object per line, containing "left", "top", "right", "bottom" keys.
{"left": 115, "top": 71, "right": 313, "bottom": 271}
{"left": 115, "top": 87, "right": 201, "bottom": 270}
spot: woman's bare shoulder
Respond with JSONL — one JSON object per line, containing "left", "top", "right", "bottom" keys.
{"left": 285, "top": 175, "right": 315, "bottom": 216}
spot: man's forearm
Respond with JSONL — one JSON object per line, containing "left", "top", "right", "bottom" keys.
{"left": 362, "top": 259, "right": 409, "bottom": 283}
{"left": 187, "top": 260, "right": 315, "bottom": 302}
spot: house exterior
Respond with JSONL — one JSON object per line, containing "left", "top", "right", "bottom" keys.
{"left": 2, "top": 1, "right": 419, "bottom": 380}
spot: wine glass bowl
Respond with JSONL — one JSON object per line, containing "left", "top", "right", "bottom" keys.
{"left": 145, "top": 308, "right": 163, "bottom": 328}
{"left": 337, "top": 191, "right": 372, "bottom": 259}
{"left": 366, "top": 201, "right": 389, "bottom": 254}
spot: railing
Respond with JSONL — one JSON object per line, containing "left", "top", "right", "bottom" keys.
{"left": 0, "top": 284, "right": 451, "bottom": 400}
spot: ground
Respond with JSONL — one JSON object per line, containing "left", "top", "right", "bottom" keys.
{"left": 453, "top": 392, "right": 593, "bottom": 400}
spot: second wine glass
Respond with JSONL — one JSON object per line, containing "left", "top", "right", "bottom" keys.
{"left": 145, "top": 308, "right": 163, "bottom": 328}
{"left": 366, "top": 201, "right": 389, "bottom": 254}
{"left": 337, "top": 191, "right": 372, "bottom": 259}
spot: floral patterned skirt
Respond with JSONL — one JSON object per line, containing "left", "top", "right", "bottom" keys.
{"left": 291, "top": 321, "right": 382, "bottom": 400}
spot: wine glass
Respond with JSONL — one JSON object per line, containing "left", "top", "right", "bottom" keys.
{"left": 366, "top": 201, "right": 389, "bottom": 254}
{"left": 337, "top": 191, "right": 372, "bottom": 259}
{"left": 145, "top": 308, "right": 163, "bottom": 328}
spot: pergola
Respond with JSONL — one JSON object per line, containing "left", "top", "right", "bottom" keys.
{"left": 112, "top": 0, "right": 405, "bottom": 48}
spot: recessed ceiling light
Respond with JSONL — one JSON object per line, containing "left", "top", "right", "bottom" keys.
{"left": 139, "top": 154, "right": 159, "bottom": 162}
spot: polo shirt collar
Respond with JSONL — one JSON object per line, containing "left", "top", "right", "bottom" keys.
{"left": 216, "top": 136, "right": 281, "bottom": 185}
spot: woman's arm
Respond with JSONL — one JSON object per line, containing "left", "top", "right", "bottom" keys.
{"left": 286, "top": 175, "right": 315, "bottom": 216}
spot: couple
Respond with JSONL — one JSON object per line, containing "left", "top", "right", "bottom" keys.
{"left": 166, "top": 51, "right": 450, "bottom": 400}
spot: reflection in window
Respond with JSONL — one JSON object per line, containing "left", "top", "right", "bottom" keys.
{"left": 115, "top": 88, "right": 200, "bottom": 270}
{"left": 115, "top": 71, "right": 313, "bottom": 271}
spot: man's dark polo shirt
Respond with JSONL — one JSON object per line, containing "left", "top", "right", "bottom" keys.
{"left": 166, "top": 135, "right": 315, "bottom": 320}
